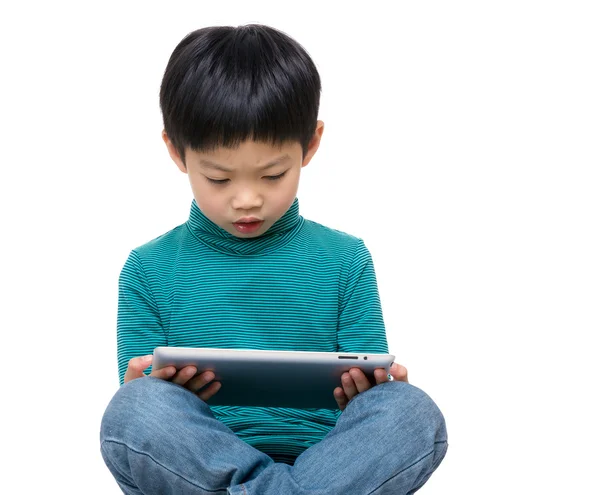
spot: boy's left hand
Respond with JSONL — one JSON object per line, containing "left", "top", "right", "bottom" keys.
{"left": 334, "top": 363, "right": 408, "bottom": 411}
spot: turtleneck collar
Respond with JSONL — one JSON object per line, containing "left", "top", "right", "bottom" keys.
{"left": 186, "top": 198, "right": 304, "bottom": 256}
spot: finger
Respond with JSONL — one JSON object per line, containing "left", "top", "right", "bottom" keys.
{"left": 186, "top": 370, "right": 216, "bottom": 393}
{"left": 390, "top": 363, "right": 409, "bottom": 383}
{"left": 341, "top": 371, "right": 359, "bottom": 399}
{"left": 334, "top": 387, "right": 349, "bottom": 411}
{"left": 171, "top": 366, "right": 198, "bottom": 386}
{"left": 349, "top": 368, "right": 371, "bottom": 393}
{"left": 149, "top": 365, "right": 177, "bottom": 381}
{"left": 374, "top": 368, "right": 389, "bottom": 385}
{"left": 197, "top": 381, "right": 222, "bottom": 402}
{"left": 124, "top": 355, "right": 153, "bottom": 383}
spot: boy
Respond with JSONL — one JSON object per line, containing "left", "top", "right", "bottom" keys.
{"left": 100, "top": 24, "right": 447, "bottom": 494}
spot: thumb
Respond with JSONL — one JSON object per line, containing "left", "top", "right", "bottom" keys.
{"left": 124, "top": 355, "right": 153, "bottom": 383}
{"left": 390, "top": 363, "right": 409, "bottom": 383}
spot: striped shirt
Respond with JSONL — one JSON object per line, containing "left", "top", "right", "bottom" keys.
{"left": 117, "top": 198, "right": 388, "bottom": 463}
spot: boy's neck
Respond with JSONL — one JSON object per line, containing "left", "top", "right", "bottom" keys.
{"left": 187, "top": 198, "right": 303, "bottom": 256}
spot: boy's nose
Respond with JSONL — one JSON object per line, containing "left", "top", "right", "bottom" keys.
{"left": 231, "top": 189, "right": 263, "bottom": 210}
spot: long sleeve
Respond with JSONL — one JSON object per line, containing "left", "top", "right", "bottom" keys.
{"left": 110, "top": 214, "right": 388, "bottom": 461}
{"left": 337, "top": 240, "right": 389, "bottom": 354}
{"left": 116, "top": 250, "right": 167, "bottom": 385}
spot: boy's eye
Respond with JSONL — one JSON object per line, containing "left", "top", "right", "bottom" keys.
{"left": 206, "top": 177, "right": 230, "bottom": 185}
{"left": 265, "top": 171, "right": 287, "bottom": 181}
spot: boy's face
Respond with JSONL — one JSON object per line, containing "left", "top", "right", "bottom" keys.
{"left": 163, "top": 121, "right": 324, "bottom": 238}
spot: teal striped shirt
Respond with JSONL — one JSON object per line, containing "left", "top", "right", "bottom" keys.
{"left": 117, "top": 198, "right": 388, "bottom": 463}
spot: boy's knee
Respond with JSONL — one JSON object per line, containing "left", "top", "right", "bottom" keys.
{"left": 385, "top": 381, "right": 447, "bottom": 441}
{"left": 354, "top": 381, "right": 447, "bottom": 441}
{"left": 100, "top": 377, "right": 176, "bottom": 443}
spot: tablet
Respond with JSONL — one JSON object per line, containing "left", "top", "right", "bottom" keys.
{"left": 152, "top": 347, "right": 395, "bottom": 409}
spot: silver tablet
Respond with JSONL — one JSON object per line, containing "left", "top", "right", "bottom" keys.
{"left": 152, "top": 347, "right": 395, "bottom": 409}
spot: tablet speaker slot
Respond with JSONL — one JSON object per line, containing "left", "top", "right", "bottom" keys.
{"left": 338, "top": 355, "right": 358, "bottom": 359}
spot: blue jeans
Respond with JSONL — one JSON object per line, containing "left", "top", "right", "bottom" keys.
{"left": 100, "top": 377, "right": 447, "bottom": 494}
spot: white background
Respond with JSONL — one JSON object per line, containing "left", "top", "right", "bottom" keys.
{"left": 1, "top": 1, "right": 598, "bottom": 493}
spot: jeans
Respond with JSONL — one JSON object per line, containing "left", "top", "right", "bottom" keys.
{"left": 100, "top": 377, "right": 447, "bottom": 494}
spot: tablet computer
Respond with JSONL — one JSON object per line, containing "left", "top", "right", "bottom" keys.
{"left": 152, "top": 347, "right": 395, "bottom": 409}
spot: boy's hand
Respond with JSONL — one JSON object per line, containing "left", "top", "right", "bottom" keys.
{"left": 124, "top": 355, "right": 222, "bottom": 402}
{"left": 333, "top": 363, "right": 408, "bottom": 411}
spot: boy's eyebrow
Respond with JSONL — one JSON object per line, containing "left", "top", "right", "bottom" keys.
{"left": 199, "top": 154, "right": 291, "bottom": 173}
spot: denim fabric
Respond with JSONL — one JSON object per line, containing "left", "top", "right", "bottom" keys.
{"left": 100, "top": 377, "right": 447, "bottom": 494}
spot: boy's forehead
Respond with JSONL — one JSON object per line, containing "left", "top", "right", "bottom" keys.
{"left": 187, "top": 140, "right": 300, "bottom": 170}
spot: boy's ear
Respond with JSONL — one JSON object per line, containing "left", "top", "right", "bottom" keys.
{"left": 302, "top": 120, "right": 325, "bottom": 168}
{"left": 162, "top": 130, "right": 187, "bottom": 174}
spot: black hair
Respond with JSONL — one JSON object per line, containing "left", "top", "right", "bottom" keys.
{"left": 159, "top": 24, "right": 321, "bottom": 164}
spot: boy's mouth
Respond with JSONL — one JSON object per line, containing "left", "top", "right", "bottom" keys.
{"left": 233, "top": 219, "right": 264, "bottom": 234}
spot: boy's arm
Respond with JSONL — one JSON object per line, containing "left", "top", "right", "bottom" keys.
{"left": 116, "top": 250, "right": 167, "bottom": 385}
{"left": 337, "top": 239, "right": 389, "bottom": 354}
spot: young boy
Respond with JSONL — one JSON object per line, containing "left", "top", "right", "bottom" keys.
{"left": 100, "top": 24, "right": 447, "bottom": 495}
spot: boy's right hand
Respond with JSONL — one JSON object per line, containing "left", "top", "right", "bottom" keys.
{"left": 124, "top": 355, "right": 222, "bottom": 402}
